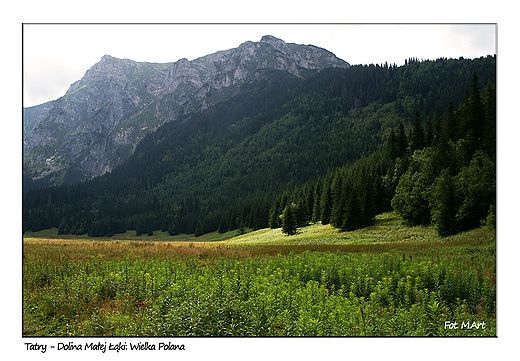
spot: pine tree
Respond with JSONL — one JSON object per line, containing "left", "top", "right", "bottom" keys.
{"left": 343, "top": 182, "right": 362, "bottom": 231}
{"left": 387, "top": 127, "right": 399, "bottom": 160}
{"left": 194, "top": 219, "right": 204, "bottom": 237}
{"left": 460, "top": 71, "right": 485, "bottom": 164}
{"left": 410, "top": 109, "right": 425, "bottom": 152}
{"left": 359, "top": 166, "right": 376, "bottom": 227}
{"left": 280, "top": 203, "right": 298, "bottom": 236}
{"left": 294, "top": 202, "right": 309, "bottom": 228}
{"left": 396, "top": 122, "right": 408, "bottom": 159}
{"left": 320, "top": 181, "right": 333, "bottom": 225}
{"left": 445, "top": 101, "right": 458, "bottom": 141}
{"left": 482, "top": 80, "right": 496, "bottom": 161}
{"left": 218, "top": 217, "right": 229, "bottom": 234}
{"left": 432, "top": 106, "right": 442, "bottom": 147}
{"left": 330, "top": 173, "right": 345, "bottom": 228}
{"left": 135, "top": 219, "right": 143, "bottom": 236}
{"left": 311, "top": 181, "right": 322, "bottom": 222}
{"left": 425, "top": 116, "right": 433, "bottom": 148}
{"left": 468, "top": 71, "right": 485, "bottom": 139}
{"left": 432, "top": 130, "right": 456, "bottom": 176}
{"left": 268, "top": 201, "right": 281, "bottom": 229}
{"left": 430, "top": 170, "right": 459, "bottom": 237}
{"left": 168, "top": 223, "right": 179, "bottom": 236}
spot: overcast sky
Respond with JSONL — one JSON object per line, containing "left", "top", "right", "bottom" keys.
{"left": 23, "top": 23, "right": 496, "bottom": 107}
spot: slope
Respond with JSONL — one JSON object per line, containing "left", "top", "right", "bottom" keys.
{"left": 23, "top": 36, "right": 349, "bottom": 187}
{"left": 22, "top": 55, "right": 496, "bottom": 237}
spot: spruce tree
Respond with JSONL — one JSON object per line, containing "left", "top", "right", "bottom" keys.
{"left": 280, "top": 203, "right": 298, "bottom": 236}
{"left": 425, "top": 116, "right": 433, "bottom": 148}
{"left": 359, "top": 166, "right": 376, "bottom": 227}
{"left": 135, "top": 220, "right": 143, "bottom": 236}
{"left": 320, "top": 182, "right": 332, "bottom": 225}
{"left": 396, "top": 122, "right": 408, "bottom": 159}
{"left": 410, "top": 109, "right": 425, "bottom": 152}
{"left": 483, "top": 80, "right": 496, "bottom": 161}
{"left": 168, "top": 223, "right": 179, "bottom": 236}
{"left": 460, "top": 71, "right": 485, "bottom": 165}
{"left": 343, "top": 183, "right": 362, "bottom": 231}
{"left": 146, "top": 219, "right": 154, "bottom": 236}
{"left": 445, "top": 101, "right": 458, "bottom": 141}
{"left": 468, "top": 71, "right": 485, "bottom": 139}
{"left": 330, "top": 173, "right": 345, "bottom": 228}
{"left": 430, "top": 170, "right": 458, "bottom": 237}
{"left": 387, "top": 127, "right": 399, "bottom": 160}
{"left": 311, "top": 181, "right": 322, "bottom": 222}
{"left": 218, "top": 216, "right": 229, "bottom": 234}
{"left": 432, "top": 106, "right": 442, "bottom": 147}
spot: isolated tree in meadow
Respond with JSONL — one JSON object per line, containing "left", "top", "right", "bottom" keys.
{"left": 280, "top": 203, "right": 298, "bottom": 236}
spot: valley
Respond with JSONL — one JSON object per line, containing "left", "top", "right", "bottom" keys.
{"left": 22, "top": 35, "right": 497, "bottom": 338}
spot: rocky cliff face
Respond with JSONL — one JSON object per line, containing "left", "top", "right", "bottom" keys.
{"left": 23, "top": 100, "right": 54, "bottom": 146}
{"left": 23, "top": 35, "right": 349, "bottom": 186}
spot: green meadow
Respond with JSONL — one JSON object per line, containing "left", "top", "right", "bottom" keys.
{"left": 23, "top": 212, "right": 496, "bottom": 336}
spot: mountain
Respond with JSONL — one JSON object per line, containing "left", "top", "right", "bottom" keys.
{"left": 23, "top": 35, "right": 349, "bottom": 186}
{"left": 22, "top": 55, "right": 496, "bottom": 237}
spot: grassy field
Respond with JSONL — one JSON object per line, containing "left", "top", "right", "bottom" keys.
{"left": 23, "top": 212, "right": 496, "bottom": 336}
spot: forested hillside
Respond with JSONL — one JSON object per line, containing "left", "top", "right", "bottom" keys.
{"left": 22, "top": 55, "right": 496, "bottom": 238}
{"left": 272, "top": 69, "right": 495, "bottom": 237}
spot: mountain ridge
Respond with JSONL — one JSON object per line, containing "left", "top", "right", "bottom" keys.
{"left": 23, "top": 35, "right": 349, "bottom": 186}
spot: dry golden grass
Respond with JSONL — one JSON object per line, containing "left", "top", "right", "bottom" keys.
{"left": 22, "top": 238, "right": 252, "bottom": 264}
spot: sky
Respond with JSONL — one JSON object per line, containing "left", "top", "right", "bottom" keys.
{"left": 23, "top": 23, "right": 496, "bottom": 107}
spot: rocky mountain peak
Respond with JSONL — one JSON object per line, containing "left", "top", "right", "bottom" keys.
{"left": 24, "top": 36, "right": 350, "bottom": 187}
{"left": 260, "top": 35, "right": 287, "bottom": 47}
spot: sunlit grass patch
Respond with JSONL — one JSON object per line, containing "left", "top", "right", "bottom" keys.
{"left": 223, "top": 212, "right": 441, "bottom": 246}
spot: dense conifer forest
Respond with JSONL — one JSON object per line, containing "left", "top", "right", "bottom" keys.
{"left": 22, "top": 55, "right": 496, "bottom": 238}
